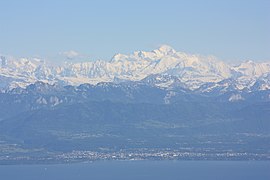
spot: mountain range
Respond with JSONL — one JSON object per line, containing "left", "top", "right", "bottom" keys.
{"left": 1, "top": 45, "right": 270, "bottom": 93}
{"left": 0, "top": 45, "right": 270, "bottom": 163}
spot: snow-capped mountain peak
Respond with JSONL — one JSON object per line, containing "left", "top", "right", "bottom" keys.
{"left": 153, "top": 45, "right": 176, "bottom": 56}
{"left": 232, "top": 60, "right": 270, "bottom": 78}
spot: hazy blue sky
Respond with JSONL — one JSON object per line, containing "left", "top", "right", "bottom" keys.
{"left": 0, "top": 0, "right": 269, "bottom": 62}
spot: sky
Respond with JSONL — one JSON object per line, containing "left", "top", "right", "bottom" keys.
{"left": 0, "top": 0, "right": 269, "bottom": 62}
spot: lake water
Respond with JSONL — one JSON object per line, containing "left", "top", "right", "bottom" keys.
{"left": 0, "top": 161, "right": 269, "bottom": 180}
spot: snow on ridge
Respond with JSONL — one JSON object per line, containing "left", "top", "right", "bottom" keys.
{"left": 1, "top": 46, "right": 270, "bottom": 91}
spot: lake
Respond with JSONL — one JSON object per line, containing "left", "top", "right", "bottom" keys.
{"left": 0, "top": 161, "right": 269, "bottom": 180}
